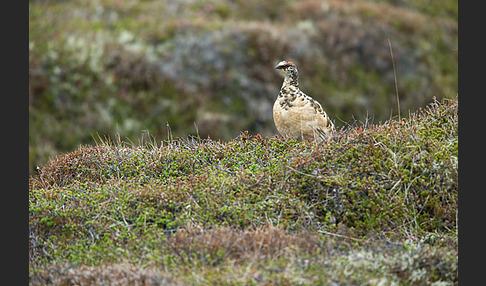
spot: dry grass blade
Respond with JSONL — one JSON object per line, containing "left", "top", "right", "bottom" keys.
{"left": 388, "top": 37, "right": 401, "bottom": 121}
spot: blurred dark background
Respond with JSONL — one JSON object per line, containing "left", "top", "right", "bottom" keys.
{"left": 29, "top": 0, "right": 457, "bottom": 174}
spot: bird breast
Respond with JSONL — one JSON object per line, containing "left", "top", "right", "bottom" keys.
{"left": 273, "top": 92, "right": 329, "bottom": 139}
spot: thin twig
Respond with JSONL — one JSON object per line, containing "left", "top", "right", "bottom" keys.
{"left": 287, "top": 166, "right": 319, "bottom": 178}
{"left": 388, "top": 38, "right": 400, "bottom": 121}
{"left": 317, "top": 229, "right": 366, "bottom": 243}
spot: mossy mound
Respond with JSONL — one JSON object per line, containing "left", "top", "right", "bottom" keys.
{"left": 30, "top": 97, "right": 458, "bottom": 285}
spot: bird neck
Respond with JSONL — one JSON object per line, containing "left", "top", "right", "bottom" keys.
{"left": 283, "top": 75, "right": 299, "bottom": 87}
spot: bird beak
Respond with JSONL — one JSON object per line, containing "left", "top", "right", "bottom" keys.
{"left": 276, "top": 62, "right": 292, "bottom": 69}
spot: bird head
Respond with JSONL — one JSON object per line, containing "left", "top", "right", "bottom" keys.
{"left": 275, "top": 60, "right": 299, "bottom": 81}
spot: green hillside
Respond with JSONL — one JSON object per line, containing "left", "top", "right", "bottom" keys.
{"left": 29, "top": 0, "right": 458, "bottom": 174}
{"left": 29, "top": 97, "right": 458, "bottom": 285}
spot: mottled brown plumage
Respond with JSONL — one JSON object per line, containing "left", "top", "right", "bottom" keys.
{"left": 273, "top": 60, "right": 335, "bottom": 140}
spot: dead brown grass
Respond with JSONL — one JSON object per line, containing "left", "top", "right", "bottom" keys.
{"left": 30, "top": 263, "right": 181, "bottom": 286}
{"left": 166, "top": 224, "right": 324, "bottom": 265}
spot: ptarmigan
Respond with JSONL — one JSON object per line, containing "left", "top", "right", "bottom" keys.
{"left": 273, "top": 60, "right": 335, "bottom": 140}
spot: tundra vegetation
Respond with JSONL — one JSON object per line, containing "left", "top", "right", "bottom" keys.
{"left": 29, "top": 0, "right": 457, "bottom": 284}
{"left": 30, "top": 97, "right": 458, "bottom": 285}
{"left": 29, "top": 0, "right": 457, "bottom": 174}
